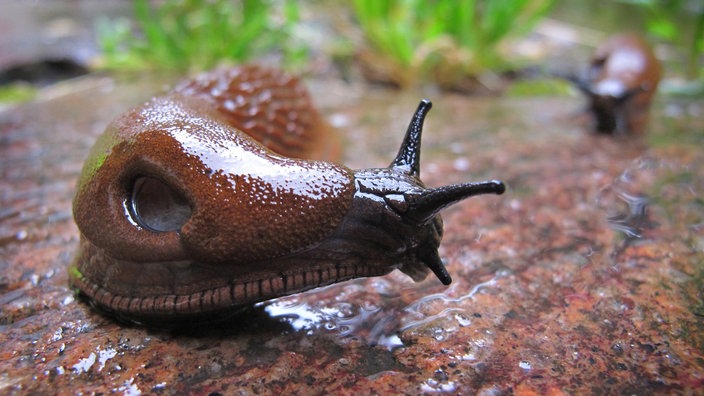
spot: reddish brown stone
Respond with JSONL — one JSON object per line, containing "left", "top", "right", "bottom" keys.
{"left": 1, "top": 77, "right": 702, "bottom": 394}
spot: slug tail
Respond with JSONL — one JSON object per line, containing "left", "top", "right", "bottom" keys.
{"left": 391, "top": 99, "right": 432, "bottom": 177}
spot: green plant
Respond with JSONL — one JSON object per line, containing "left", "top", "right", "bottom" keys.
{"left": 97, "top": 0, "right": 306, "bottom": 73}
{"left": 352, "top": 0, "right": 556, "bottom": 89}
{"left": 617, "top": 0, "right": 703, "bottom": 81}
{"left": 0, "top": 84, "right": 37, "bottom": 104}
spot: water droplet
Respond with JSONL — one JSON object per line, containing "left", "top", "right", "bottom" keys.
{"left": 62, "top": 295, "right": 74, "bottom": 306}
{"left": 97, "top": 347, "right": 117, "bottom": 372}
{"left": 329, "top": 113, "right": 349, "bottom": 128}
{"left": 376, "top": 334, "right": 404, "bottom": 350}
{"left": 452, "top": 157, "right": 471, "bottom": 172}
{"left": 432, "top": 327, "right": 446, "bottom": 341}
{"left": 72, "top": 352, "right": 96, "bottom": 374}
{"left": 454, "top": 313, "right": 472, "bottom": 327}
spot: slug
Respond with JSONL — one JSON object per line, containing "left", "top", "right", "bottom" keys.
{"left": 570, "top": 34, "right": 662, "bottom": 134}
{"left": 70, "top": 65, "right": 505, "bottom": 325}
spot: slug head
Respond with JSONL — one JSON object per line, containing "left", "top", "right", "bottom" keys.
{"left": 348, "top": 100, "right": 505, "bottom": 285}
{"left": 578, "top": 81, "right": 651, "bottom": 134}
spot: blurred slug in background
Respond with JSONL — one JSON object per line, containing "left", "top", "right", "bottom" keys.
{"left": 69, "top": 65, "right": 505, "bottom": 326}
{"left": 569, "top": 34, "right": 662, "bottom": 135}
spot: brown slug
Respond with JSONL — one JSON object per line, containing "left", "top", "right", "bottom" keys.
{"left": 571, "top": 34, "right": 662, "bottom": 135}
{"left": 70, "top": 65, "right": 505, "bottom": 325}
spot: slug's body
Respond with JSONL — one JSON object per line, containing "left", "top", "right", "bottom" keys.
{"left": 571, "top": 34, "right": 662, "bottom": 135}
{"left": 70, "top": 65, "right": 504, "bottom": 325}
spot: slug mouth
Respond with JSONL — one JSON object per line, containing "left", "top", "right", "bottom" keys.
{"left": 70, "top": 238, "right": 393, "bottom": 324}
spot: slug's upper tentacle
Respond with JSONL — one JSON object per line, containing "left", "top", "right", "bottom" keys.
{"left": 391, "top": 99, "right": 431, "bottom": 177}
{"left": 70, "top": 66, "right": 505, "bottom": 325}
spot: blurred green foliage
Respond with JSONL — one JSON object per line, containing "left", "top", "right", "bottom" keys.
{"left": 618, "top": 0, "right": 703, "bottom": 80}
{"left": 505, "top": 78, "right": 574, "bottom": 97}
{"left": 96, "top": 0, "right": 306, "bottom": 73}
{"left": 0, "top": 84, "right": 37, "bottom": 104}
{"left": 351, "top": 0, "right": 556, "bottom": 89}
{"left": 94, "top": 0, "right": 702, "bottom": 95}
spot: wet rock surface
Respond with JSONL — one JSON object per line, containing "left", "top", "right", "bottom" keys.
{"left": 1, "top": 75, "right": 703, "bottom": 394}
